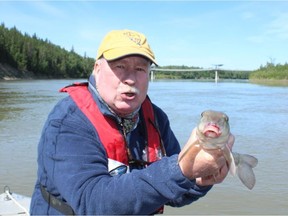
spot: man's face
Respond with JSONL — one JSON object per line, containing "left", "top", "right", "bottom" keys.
{"left": 94, "top": 55, "right": 150, "bottom": 116}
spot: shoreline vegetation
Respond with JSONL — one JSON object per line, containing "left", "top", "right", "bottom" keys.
{"left": 1, "top": 23, "right": 287, "bottom": 81}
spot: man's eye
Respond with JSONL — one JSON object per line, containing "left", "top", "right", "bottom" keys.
{"left": 136, "top": 67, "right": 146, "bottom": 72}
{"left": 116, "top": 65, "right": 125, "bottom": 69}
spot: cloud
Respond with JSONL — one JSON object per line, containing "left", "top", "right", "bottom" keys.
{"left": 246, "top": 35, "right": 265, "bottom": 44}
{"left": 266, "top": 12, "right": 288, "bottom": 40}
{"left": 246, "top": 12, "right": 288, "bottom": 44}
{"left": 30, "top": 1, "right": 65, "bottom": 18}
{"left": 241, "top": 11, "right": 255, "bottom": 20}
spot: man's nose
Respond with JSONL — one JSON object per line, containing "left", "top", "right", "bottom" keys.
{"left": 123, "top": 71, "right": 136, "bottom": 85}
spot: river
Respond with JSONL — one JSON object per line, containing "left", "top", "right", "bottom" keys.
{"left": 0, "top": 79, "right": 287, "bottom": 215}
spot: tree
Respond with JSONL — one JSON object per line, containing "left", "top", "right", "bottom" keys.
{"left": 0, "top": 24, "right": 95, "bottom": 79}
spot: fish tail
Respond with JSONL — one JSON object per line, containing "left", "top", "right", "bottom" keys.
{"left": 235, "top": 153, "right": 258, "bottom": 190}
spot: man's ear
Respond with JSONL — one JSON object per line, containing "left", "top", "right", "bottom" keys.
{"left": 93, "top": 59, "right": 101, "bottom": 76}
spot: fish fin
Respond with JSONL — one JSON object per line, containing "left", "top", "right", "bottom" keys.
{"left": 229, "top": 154, "right": 237, "bottom": 176}
{"left": 178, "top": 138, "right": 199, "bottom": 163}
{"left": 223, "top": 147, "right": 236, "bottom": 176}
{"left": 240, "top": 154, "right": 258, "bottom": 168}
{"left": 235, "top": 153, "right": 258, "bottom": 190}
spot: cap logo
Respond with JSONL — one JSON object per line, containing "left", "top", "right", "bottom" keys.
{"left": 123, "top": 31, "right": 141, "bottom": 46}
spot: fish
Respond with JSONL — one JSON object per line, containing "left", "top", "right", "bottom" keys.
{"left": 179, "top": 110, "right": 258, "bottom": 190}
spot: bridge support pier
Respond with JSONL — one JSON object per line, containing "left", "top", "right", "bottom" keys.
{"left": 215, "top": 70, "right": 219, "bottom": 83}
{"left": 150, "top": 70, "right": 154, "bottom": 81}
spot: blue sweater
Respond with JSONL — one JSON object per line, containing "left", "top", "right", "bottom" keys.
{"left": 30, "top": 75, "right": 211, "bottom": 215}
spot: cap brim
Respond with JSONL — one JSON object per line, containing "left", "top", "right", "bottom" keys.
{"left": 103, "top": 48, "right": 158, "bottom": 66}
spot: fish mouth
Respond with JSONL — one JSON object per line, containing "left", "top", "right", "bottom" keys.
{"left": 203, "top": 124, "right": 221, "bottom": 138}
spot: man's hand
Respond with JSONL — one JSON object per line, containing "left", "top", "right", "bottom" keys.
{"left": 178, "top": 128, "right": 235, "bottom": 186}
{"left": 195, "top": 159, "right": 229, "bottom": 186}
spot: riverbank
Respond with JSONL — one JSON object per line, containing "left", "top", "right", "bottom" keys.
{"left": 0, "top": 63, "right": 34, "bottom": 80}
{"left": 250, "top": 79, "right": 288, "bottom": 87}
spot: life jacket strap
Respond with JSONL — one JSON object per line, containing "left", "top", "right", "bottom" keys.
{"left": 40, "top": 185, "right": 75, "bottom": 215}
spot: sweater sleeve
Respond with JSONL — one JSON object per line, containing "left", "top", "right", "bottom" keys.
{"left": 37, "top": 97, "right": 211, "bottom": 215}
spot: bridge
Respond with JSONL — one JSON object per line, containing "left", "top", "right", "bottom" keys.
{"left": 150, "top": 65, "right": 251, "bottom": 83}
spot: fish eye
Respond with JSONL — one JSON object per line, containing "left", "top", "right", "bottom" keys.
{"left": 223, "top": 115, "right": 229, "bottom": 122}
{"left": 201, "top": 111, "right": 207, "bottom": 117}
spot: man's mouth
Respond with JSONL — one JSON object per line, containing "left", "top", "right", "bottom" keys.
{"left": 122, "top": 92, "right": 136, "bottom": 99}
{"left": 125, "top": 92, "right": 135, "bottom": 97}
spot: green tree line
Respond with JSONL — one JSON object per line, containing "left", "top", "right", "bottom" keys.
{"left": 249, "top": 62, "right": 288, "bottom": 80}
{"left": 0, "top": 23, "right": 94, "bottom": 78}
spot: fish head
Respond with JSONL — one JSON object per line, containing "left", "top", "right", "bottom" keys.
{"left": 197, "top": 110, "right": 230, "bottom": 148}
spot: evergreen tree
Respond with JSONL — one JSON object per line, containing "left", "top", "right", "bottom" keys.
{"left": 0, "top": 23, "right": 94, "bottom": 78}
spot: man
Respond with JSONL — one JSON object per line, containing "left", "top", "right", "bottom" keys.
{"left": 30, "top": 29, "right": 233, "bottom": 215}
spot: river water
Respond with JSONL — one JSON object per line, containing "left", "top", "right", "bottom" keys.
{"left": 0, "top": 79, "right": 287, "bottom": 215}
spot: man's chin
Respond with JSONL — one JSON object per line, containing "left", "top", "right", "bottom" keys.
{"left": 114, "top": 105, "right": 137, "bottom": 117}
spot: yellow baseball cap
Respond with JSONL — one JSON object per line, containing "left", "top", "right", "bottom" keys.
{"left": 96, "top": 29, "right": 157, "bottom": 65}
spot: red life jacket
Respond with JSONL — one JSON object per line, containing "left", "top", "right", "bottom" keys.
{"left": 60, "top": 82, "right": 163, "bottom": 166}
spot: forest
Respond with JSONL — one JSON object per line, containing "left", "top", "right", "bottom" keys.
{"left": 0, "top": 23, "right": 287, "bottom": 80}
{"left": 0, "top": 23, "right": 94, "bottom": 79}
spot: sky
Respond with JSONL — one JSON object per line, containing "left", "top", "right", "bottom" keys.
{"left": 0, "top": 0, "right": 288, "bottom": 71}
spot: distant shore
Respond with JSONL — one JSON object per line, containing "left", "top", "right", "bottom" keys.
{"left": 1, "top": 63, "right": 287, "bottom": 85}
